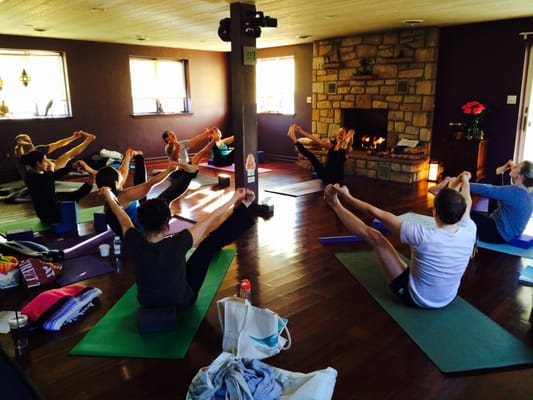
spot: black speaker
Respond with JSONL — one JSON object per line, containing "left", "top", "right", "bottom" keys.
{"left": 218, "top": 18, "right": 231, "bottom": 42}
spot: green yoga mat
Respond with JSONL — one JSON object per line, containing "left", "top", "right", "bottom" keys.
{"left": 335, "top": 251, "right": 533, "bottom": 373}
{"left": 70, "top": 248, "right": 235, "bottom": 359}
{"left": 0, "top": 205, "right": 103, "bottom": 235}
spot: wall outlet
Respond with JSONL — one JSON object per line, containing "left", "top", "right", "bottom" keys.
{"left": 506, "top": 95, "right": 517, "bottom": 104}
{"left": 306, "top": 96, "right": 312, "bottom": 104}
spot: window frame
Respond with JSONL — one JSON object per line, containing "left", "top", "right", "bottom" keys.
{"left": 128, "top": 56, "right": 191, "bottom": 117}
{"left": 256, "top": 55, "right": 295, "bottom": 115}
{"left": 0, "top": 48, "right": 72, "bottom": 120}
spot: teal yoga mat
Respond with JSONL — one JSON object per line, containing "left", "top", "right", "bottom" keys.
{"left": 399, "top": 212, "right": 533, "bottom": 259}
{"left": 335, "top": 250, "right": 533, "bottom": 373}
{"left": 0, "top": 205, "right": 103, "bottom": 235}
{"left": 70, "top": 248, "right": 235, "bottom": 359}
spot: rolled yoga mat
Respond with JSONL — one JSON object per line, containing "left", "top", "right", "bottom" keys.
{"left": 70, "top": 248, "right": 235, "bottom": 359}
{"left": 335, "top": 250, "right": 533, "bottom": 373}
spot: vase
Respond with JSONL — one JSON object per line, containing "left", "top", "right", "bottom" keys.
{"left": 466, "top": 124, "right": 479, "bottom": 141}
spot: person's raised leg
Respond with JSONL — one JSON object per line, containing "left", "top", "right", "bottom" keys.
{"left": 289, "top": 125, "right": 326, "bottom": 179}
{"left": 324, "top": 184, "right": 406, "bottom": 283}
{"left": 185, "top": 193, "right": 255, "bottom": 298}
{"left": 54, "top": 131, "right": 96, "bottom": 170}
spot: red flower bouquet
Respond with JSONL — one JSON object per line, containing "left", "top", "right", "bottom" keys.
{"left": 461, "top": 100, "right": 487, "bottom": 140}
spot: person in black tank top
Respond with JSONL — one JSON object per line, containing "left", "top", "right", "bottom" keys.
{"left": 287, "top": 124, "right": 354, "bottom": 184}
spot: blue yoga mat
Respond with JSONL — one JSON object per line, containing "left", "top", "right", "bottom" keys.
{"left": 399, "top": 212, "right": 533, "bottom": 259}
{"left": 335, "top": 250, "right": 533, "bottom": 373}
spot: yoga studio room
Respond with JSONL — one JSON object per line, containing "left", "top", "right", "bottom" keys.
{"left": 1, "top": 1, "right": 533, "bottom": 399}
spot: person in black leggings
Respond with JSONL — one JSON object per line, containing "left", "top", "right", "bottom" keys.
{"left": 100, "top": 186, "right": 255, "bottom": 308}
{"left": 19, "top": 150, "right": 94, "bottom": 224}
{"left": 287, "top": 124, "right": 354, "bottom": 185}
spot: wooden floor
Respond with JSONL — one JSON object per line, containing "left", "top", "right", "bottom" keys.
{"left": 1, "top": 159, "right": 533, "bottom": 400}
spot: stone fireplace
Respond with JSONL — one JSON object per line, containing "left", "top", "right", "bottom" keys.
{"left": 342, "top": 108, "right": 388, "bottom": 151}
{"left": 305, "top": 27, "right": 439, "bottom": 182}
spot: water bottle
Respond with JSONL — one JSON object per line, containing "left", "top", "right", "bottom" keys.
{"left": 239, "top": 279, "right": 252, "bottom": 303}
{"left": 113, "top": 235, "right": 121, "bottom": 257}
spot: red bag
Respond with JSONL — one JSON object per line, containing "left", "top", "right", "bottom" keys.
{"left": 18, "top": 258, "right": 62, "bottom": 288}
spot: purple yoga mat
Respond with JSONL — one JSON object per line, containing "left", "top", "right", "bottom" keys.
{"left": 55, "top": 255, "right": 115, "bottom": 286}
{"left": 166, "top": 216, "right": 195, "bottom": 235}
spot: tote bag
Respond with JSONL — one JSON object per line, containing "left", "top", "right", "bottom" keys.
{"left": 217, "top": 296, "right": 291, "bottom": 360}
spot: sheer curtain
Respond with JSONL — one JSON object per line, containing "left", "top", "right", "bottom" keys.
{"left": 515, "top": 35, "right": 533, "bottom": 162}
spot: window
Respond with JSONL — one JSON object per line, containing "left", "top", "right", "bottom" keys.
{"left": 0, "top": 49, "right": 71, "bottom": 119}
{"left": 129, "top": 57, "right": 190, "bottom": 115}
{"left": 256, "top": 56, "right": 295, "bottom": 114}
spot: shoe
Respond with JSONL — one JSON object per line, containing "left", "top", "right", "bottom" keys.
{"left": 100, "top": 149, "right": 124, "bottom": 160}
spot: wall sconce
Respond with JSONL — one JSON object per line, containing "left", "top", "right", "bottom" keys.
{"left": 428, "top": 160, "right": 443, "bottom": 182}
{"left": 20, "top": 69, "right": 31, "bottom": 86}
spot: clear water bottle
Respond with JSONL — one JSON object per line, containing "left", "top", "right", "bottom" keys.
{"left": 239, "top": 279, "right": 252, "bottom": 303}
{"left": 113, "top": 235, "right": 121, "bottom": 257}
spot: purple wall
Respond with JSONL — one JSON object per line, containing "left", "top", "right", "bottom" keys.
{"left": 0, "top": 35, "right": 230, "bottom": 183}
{"left": 256, "top": 44, "right": 313, "bottom": 161}
{"left": 432, "top": 17, "right": 533, "bottom": 182}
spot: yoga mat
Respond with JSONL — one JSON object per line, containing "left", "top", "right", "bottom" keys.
{"left": 0, "top": 205, "right": 103, "bottom": 235}
{"left": 199, "top": 162, "right": 272, "bottom": 174}
{"left": 399, "top": 212, "right": 533, "bottom": 259}
{"left": 150, "top": 171, "right": 219, "bottom": 187}
{"left": 70, "top": 248, "right": 235, "bottom": 359}
{"left": 265, "top": 179, "right": 324, "bottom": 197}
{"left": 166, "top": 216, "right": 195, "bottom": 235}
{"left": 56, "top": 255, "right": 116, "bottom": 286}
{"left": 335, "top": 251, "right": 533, "bottom": 373}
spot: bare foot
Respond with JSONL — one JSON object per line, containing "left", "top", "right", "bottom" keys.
{"left": 81, "top": 131, "right": 96, "bottom": 141}
{"left": 287, "top": 125, "right": 297, "bottom": 143}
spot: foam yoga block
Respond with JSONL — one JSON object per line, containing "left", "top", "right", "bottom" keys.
{"left": 137, "top": 306, "right": 177, "bottom": 334}
{"left": 510, "top": 234, "right": 533, "bottom": 249}
{"left": 93, "top": 211, "right": 108, "bottom": 233}
{"left": 319, "top": 219, "right": 389, "bottom": 244}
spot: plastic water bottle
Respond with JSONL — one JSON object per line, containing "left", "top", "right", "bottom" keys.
{"left": 239, "top": 279, "right": 252, "bottom": 303}
{"left": 113, "top": 236, "right": 121, "bottom": 257}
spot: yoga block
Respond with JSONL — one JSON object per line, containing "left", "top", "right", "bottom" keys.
{"left": 6, "top": 228, "right": 34, "bottom": 241}
{"left": 138, "top": 306, "right": 177, "bottom": 334}
{"left": 218, "top": 173, "right": 231, "bottom": 188}
{"left": 319, "top": 235, "right": 365, "bottom": 244}
{"left": 257, "top": 150, "right": 264, "bottom": 163}
{"left": 52, "top": 223, "right": 77, "bottom": 234}
{"left": 371, "top": 219, "right": 388, "bottom": 232}
{"left": 93, "top": 211, "right": 108, "bottom": 233}
{"left": 60, "top": 201, "right": 78, "bottom": 224}
{"left": 510, "top": 234, "right": 533, "bottom": 249}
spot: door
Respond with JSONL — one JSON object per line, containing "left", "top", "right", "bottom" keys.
{"left": 515, "top": 38, "right": 533, "bottom": 162}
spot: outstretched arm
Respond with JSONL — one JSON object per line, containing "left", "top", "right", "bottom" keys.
{"left": 100, "top": 187, "right": 134, "bottom": 236}
{"left": 117, "top": 161, "right": 178, "bottom": 206}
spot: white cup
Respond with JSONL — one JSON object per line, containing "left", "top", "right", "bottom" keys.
{"left": 99, "top": 244, "right": 110, "bottom": 257}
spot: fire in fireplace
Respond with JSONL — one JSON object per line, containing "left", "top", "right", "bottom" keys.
{"left": 342, "top": 108, "right": 388, "bottom": 151}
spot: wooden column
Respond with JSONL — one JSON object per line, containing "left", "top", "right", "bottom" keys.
{"left": 229, "top": 2, "right": 258, "bottom": 194}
